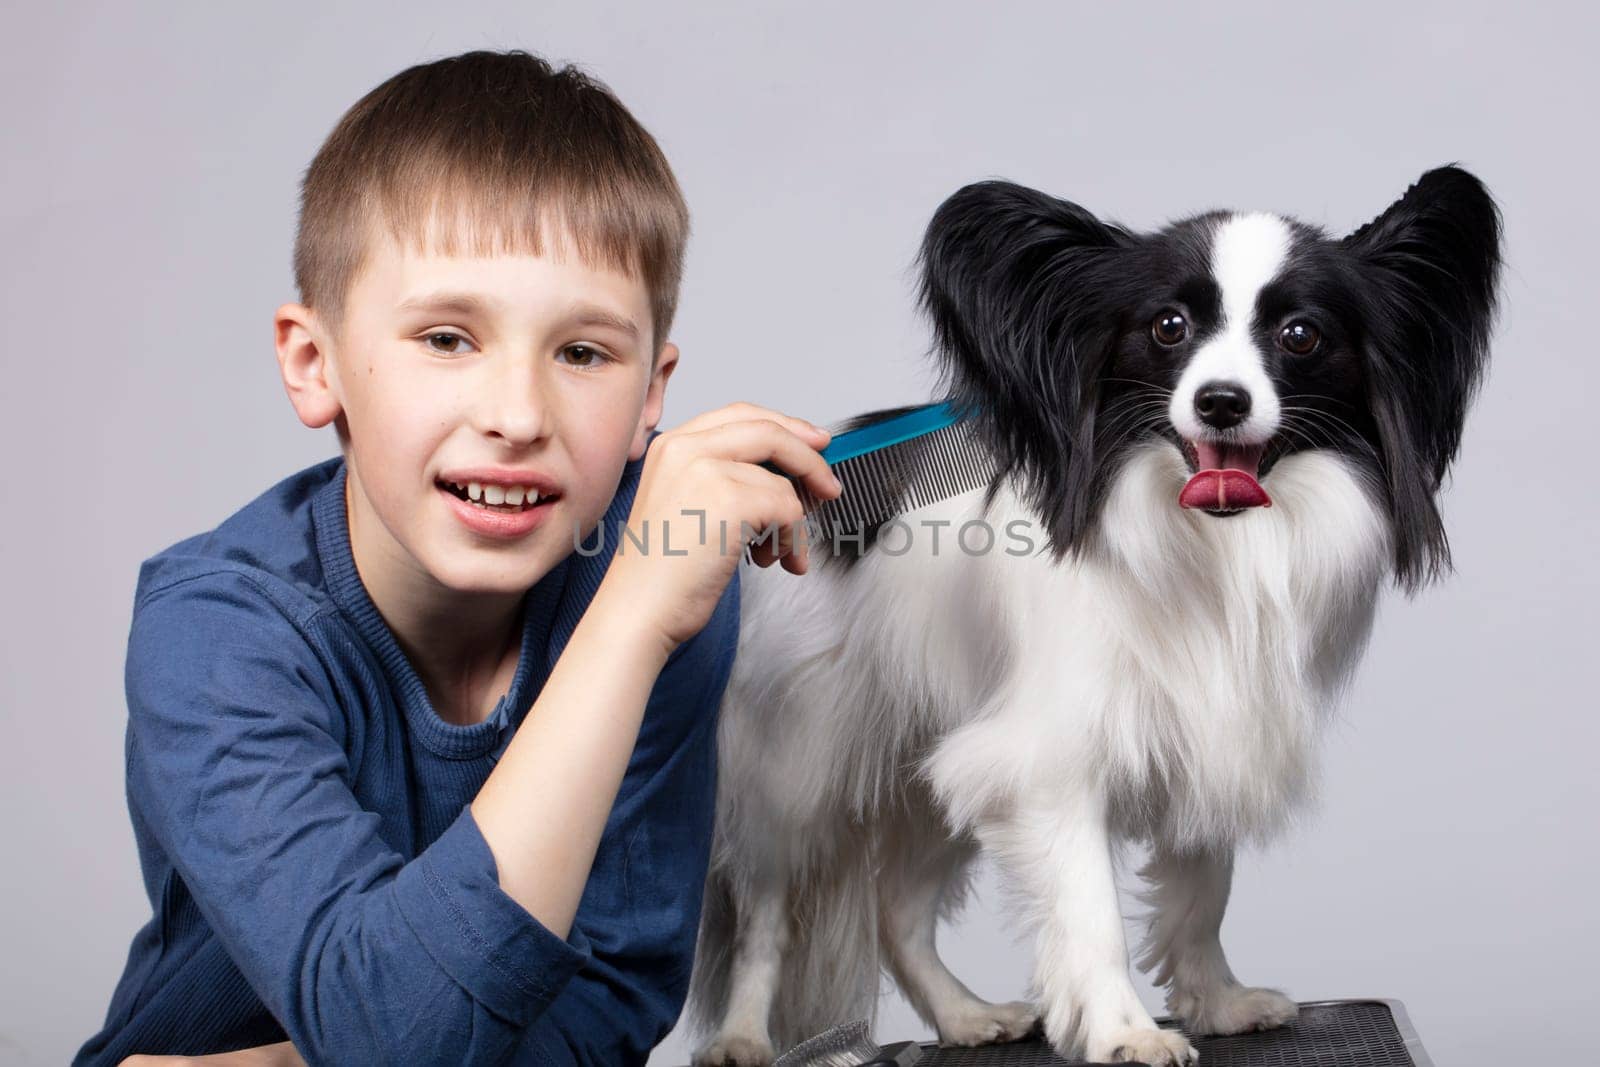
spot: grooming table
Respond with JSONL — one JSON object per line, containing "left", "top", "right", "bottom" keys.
{"left": 911, "top": 999, "right": 1432, "bottom": 1066}
{"left": 702, "top": 999, "right": 1436, "bottom": 1067}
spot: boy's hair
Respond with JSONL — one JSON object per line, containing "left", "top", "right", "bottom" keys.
{"left": 293, "top": 49, "right": 689, "bottom": 353}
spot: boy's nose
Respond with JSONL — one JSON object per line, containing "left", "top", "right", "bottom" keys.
{"left": 475, "top": 357, "right": 548, "bottom": 444}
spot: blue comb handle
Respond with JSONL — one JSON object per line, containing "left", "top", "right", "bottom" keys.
{"left": 759, "top": 400, "right": 967, "bottom": 477}
{"left": 820, "top": 401, "right": 966, "bottom": 464}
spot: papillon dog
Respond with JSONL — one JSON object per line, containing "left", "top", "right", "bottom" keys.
{"left": 686, "top": 166, "right": 1502, "bottom": 1065}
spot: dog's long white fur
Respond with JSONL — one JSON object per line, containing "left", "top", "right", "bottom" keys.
{"left": 687, "top": 438, "right": 1390, "bottom": 1063}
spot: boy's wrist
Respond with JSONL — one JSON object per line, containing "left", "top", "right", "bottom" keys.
{"left": 584, "top": 569, "right": 680, "bottom": 669}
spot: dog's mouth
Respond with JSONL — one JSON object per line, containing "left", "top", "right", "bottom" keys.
{"left": 1177, "top": 438, "right": 1272, "bottom": 515}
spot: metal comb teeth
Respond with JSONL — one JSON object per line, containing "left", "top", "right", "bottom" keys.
{"left": 771, "top": 1018, "right": 924, "bottom": 1067}
{"left": 798, "top": 418, "right": 995, "bottom": 538}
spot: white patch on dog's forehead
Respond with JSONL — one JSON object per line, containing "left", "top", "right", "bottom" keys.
{"left": 1166, "top": 212, "right": 1293, "bottom": 446}
{"left": 1210, "top": 212, "right": 1292, "bottom": 328}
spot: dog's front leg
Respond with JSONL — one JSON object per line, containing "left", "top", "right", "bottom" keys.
{"left": 876, "top": 817, "right": 1040, "bottom": 1045}
{"left": 982, "top": 791, "right": 1197, "bottom": 1065}
{"left": 691, "top": 876, "right": 789, "bottom": 1067}
{"left": 1136, "top": 844, "right": 1298, "bottom": 1036}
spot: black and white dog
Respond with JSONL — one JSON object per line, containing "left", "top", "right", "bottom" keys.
{"left": 688, "top": 166, "right": 1502, "bottom": 1065}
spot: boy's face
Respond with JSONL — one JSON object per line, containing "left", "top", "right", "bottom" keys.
{"left": 279, "top": 223, "right": 677, "bottom": 599}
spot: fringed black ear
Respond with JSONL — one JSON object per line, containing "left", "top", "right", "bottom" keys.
{"left": 1341, "top": 164, "right": 1504, "bottom": 591}
{"left": 917, "top": 180, "right": 1135, "bottom": 557}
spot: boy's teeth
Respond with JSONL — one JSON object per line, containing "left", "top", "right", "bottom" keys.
{"left": 450, "top": 481, "right": 545, "bottom": 508}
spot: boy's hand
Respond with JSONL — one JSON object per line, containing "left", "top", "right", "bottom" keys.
{"left": 598, "top": 402, "right": 841, "bottom": 657}
{"left": 118, "top": 1040, "right": 307, "bottom": 1067}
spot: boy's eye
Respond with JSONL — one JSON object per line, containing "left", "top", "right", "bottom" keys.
{"left": 558, "top": 344, "right": 607, "bottom": 369}
{"left": 422, "top": 331, "right": 476, "bottom": 356}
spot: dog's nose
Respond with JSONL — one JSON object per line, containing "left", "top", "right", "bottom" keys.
{"left": 1194, "top": 381, "right": 1252, "bottom": 429}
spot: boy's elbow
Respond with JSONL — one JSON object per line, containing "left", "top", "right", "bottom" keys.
{"left": 279, "top": 907, "right": 544, "bottom": 1066}
{"left": 282, "top": 979, "right": 531, "bottom": 1067}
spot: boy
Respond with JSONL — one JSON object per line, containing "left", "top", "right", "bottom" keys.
{"left": 75, "top": 49, "right": 840, "bottom": 1066}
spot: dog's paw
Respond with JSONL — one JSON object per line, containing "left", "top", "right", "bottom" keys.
{"left": 691, "top": 1033, "right": 775, "bottom": 1067}
{"left": 1172, "top": 984, "right": 1298, "bottom": 1036}
{"left": 936, "top": 999, "right": 1042, "bottom": 1045}
{"left": 1084, "top": 1025, "right": 1199, "bottom": 1065}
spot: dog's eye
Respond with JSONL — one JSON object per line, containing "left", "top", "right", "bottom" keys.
{"left": 1151, "top": 311, "right": 1188, "bottom": 347}
{"left": 1279, "top": 321, "right": 1321, "bottom": 356}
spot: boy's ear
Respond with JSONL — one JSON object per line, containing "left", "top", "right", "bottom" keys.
{"left": 275, "top": 302, "right": 343, "bottom": 430}
{"left": 629, "top": 341, "right": 679, "bottom": 461}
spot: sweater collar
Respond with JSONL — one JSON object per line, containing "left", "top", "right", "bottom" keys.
{"left": 311, "top": 459, "right": 573, "bottom": 760}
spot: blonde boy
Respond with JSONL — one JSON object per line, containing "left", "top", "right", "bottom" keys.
{"left": 77, "top": 49, "right": 837, "bottom": 1066}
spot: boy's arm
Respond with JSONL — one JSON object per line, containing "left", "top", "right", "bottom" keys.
{"left": 118, "top": 561, "right": 735, "bottom": 1067}
{"left": 469, "top": 406, "right": 835, "bottom": 946}
{"left": 123, "top": 572, "right": 599, "bottom": 1065}
{"left": 118, "top": 1042, "right": 305, "bottom": 1067}
{"left": 516, "top": 566, "right": 739, "bottom": 1062}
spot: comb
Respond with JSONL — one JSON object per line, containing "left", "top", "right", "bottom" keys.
{"left": 760, "top": 400, "right": 996, "bottom": 543}
{"left": 771, "top": 1018, "right": 923, "bottom": 1067}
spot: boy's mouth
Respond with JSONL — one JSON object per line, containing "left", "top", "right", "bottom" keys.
{"left": 437, "top": 479, "right": 561, "bottom": 513}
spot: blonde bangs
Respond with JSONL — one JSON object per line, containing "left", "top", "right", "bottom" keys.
{"left": 293, "top": 50, "right": 688, "bottom": 349}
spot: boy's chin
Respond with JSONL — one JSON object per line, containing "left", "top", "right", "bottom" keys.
{"left": 432, "top": 556, "right": 563, "bottom": 598}
{"left": 424, "top": 540, "right": 564, "bottom": 597}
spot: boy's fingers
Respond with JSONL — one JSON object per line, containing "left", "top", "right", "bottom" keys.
{"left": 720, "top": 462, "right": 810, "bottom": 571}
{"left": 783, "top": 520, "right": 810, "bottom": 575}
{"left": 721, "top": 455, "right": 807, "bottom": 499}
{"left": 681, "top": 419, "right": 840, "bottom": 501}
{"left": 673, "top": 403, "right": 831, "bottom": 447}
{"left": 750, "top": 515, "right": 809, "bottom": 575}
{"left": 745, "top": 520, "right": 783, "bottom": 568}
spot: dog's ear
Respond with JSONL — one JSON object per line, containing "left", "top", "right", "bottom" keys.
{"left": 918, "top": 180, "right": 1134, "bottom": 557}
{"left": 1341, "top": 164, "right": 1504, "bottom": 590}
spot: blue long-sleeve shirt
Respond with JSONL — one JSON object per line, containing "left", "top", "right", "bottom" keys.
{"left": 74, "top": 436, "right": 739, "bottom": 1066}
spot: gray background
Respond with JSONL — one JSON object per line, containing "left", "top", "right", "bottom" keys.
{"left": 2, "top": 3, "right": 1594, "bottom": 1064}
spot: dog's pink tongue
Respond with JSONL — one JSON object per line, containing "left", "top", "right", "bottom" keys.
{"left": 1179, "top": 441, "right": 1272, "bottom": 511}
{"left": 1180, "top": 470, "right": 1271, "bottom": 510}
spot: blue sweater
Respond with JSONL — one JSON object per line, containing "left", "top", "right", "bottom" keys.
{"left": 74, "top": 439, "right": 739, "bottom": 1066}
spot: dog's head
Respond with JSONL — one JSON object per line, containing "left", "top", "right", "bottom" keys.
{"left": 918, "top": 166, "right": 1503, "bottom": 590}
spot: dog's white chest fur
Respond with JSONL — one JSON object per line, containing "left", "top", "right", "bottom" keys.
{"left": 734, "top": 442, "right": 1390, "bottom": 854}
{"left": 919, "top": 443, "right": 1391, "bottom": 850}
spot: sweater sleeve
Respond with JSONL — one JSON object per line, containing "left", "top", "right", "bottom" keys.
{"left": 122, "top": 570, "right": 592, "bottom": 1066}
{"left": 515, "top": 564, "right": 741, "bottom": 1064}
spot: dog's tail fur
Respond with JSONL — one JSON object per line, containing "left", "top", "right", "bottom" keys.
{"left": 687, "top": 823, "right": 882, "bottom": 1053}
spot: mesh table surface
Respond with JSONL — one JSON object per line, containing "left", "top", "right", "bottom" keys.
{"left": 913, "top": 1000, "right": 1427, "bottom": 1067}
